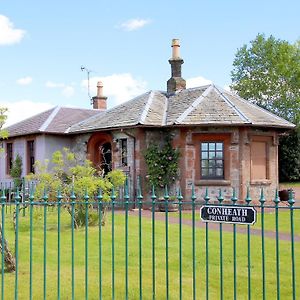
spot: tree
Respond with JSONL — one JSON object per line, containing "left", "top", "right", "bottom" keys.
{"left": 27, "top": 148, "right": 125, "bottom": 228}
{"left": 10, "top": 154, "right": 23, "bottom": 188}
{"left": 231, "top": 34, "right": 300, "bottom": 181}
{"left": 231, "top": 33, "right": 300, "bottom": 124}
{"left": 0, "top": 107, "right": 16, "bottom": 272}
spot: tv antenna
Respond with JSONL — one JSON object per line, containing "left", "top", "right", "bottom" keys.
{"left": 81, "top": 66, "right": 93, "bottom": 105}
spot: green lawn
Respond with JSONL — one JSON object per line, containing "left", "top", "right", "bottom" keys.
{"left": 280, "top": 182, "right": 300, "bottom": 188}
{"left": 0, "top": 207, "right": 299, "bottom": 299}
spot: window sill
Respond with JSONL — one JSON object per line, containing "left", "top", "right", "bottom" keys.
{"left": 195, "top": 180, "right": 231, "bottom": 186}
{"left": 250, "top": 180, "right": 272, "bottom": 185}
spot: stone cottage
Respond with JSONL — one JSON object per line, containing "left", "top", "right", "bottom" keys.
{"left": 0, "top": 39, "right": 295, "bottom": 202}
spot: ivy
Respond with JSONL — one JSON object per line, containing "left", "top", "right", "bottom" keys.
{"left": 144, "top": 138, "right": 180, "bottom": 189}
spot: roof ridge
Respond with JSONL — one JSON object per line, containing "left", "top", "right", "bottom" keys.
{"left": 39, "top": 106, "right": 61, "bottom": 132}
{"left": 139, "top": 91, "right": 155, "bottom": 124}
{"left": 162, "top": 93, "right": 169, "bottom": 126}
{"left": 174, "top": 85, "right": 214, "bottom": 124}
{"left": 214, "top": 85, "right": 252, "bottom": 123}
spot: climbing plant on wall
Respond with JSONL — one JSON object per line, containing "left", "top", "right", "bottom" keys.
{"left": 144, "top": 137, "right": 180, "bottom": 190}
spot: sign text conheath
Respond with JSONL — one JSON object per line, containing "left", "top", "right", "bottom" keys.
{"left": 200, "top": 205, "right": 256, "bottom": 225}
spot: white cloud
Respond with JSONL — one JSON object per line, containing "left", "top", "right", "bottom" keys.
{"left": 45, "top": 81, "right": 65, "bottom": 88}
{"left": 0, "top": 15, "right": 26, "bottom": 45}
{"left": 16, "top": 76, "right": 32, "bottom": 85}
{"left": 81, "top": 73, "right": 147, "bottom": 107}
{"left": 0, "top": 100, "right": 53, "bottom": 127}
{"left": 119, "top": 18, "right": 151, "bottom": 31}
{"left": 186, "top": 76, "right": 212, "bottom": 88}
{"left": 45, "top": 81, "right": 75, "bottom": 98}
{"left": 62, "top": 86, "right": 75, "bottom": 97}
{"left": 223, "top": 84, "right": 231, "bottom": 91}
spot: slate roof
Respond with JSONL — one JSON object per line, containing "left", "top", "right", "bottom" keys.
{"left": 6, "top": 106, "right": 100, "bottom": 137}
{"left": 69, "top": 84, "right": 295, "bottom": 133}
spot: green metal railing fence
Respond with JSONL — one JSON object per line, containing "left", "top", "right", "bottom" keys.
{"left": 0, "top": 184, "right": 299, "bottom": 299}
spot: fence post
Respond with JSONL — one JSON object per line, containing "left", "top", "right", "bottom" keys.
{"left": 273, "top": 189, "right": 280, "bottom": 300}
{"left": 111, "top": 187, "right": 116, "bottom": 300}
{"left": 43, "top": 189, "right": 48, "bottom": 300}
{"left": 288, "top": 189, "right": 296, "bottom": 300}
{"left": 1, "top": 190, "right": 6, "bottom": 300}
{"left": 96, "top": 189, "right": 103, "bottom": 300}
{"left": 70, "top": 188, "right": 76, "bottom": 300}
{"left": 204, "top": 188, "right": 210, "bottom": 300}
{"left": 151, "top": 186, "right": 156, "bottom": 300}
{"left": 137, "top": 180, "right": 143, "bottom": 300}
{"left": 29, "top": 187, "right": 34, "bottom": 300}
{"left": 164, "top": 185, "right": 170, "bottom": 300}
{"left": 177, "top": 188, "right": 183, "bottom": 300}
{"left": 124, "top": 178, "right": 129, "bottom": 300}
{"left": 191, "top": 185, "right": 196, "bottom": 300}
{"left": 245, "top": 186, "right": 252, "bottom": 300}
{"left": 56, "top": 189, "right": 63, "bottom": 300}
{"left": 14, "top": 189, "right": 21, "bottom": 300}
{"left": 218, "top": 189, "right": 224, "bottom": 300}
{"left": 231, "top": 188, "right": 238, "bottom": 300}
{"left": 259, "top": 188, "right": 266, "bottom": 300}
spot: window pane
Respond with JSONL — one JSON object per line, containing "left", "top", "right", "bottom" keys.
{"left": 201, "top": 152, "right": 208, "bottom": 159}
{"left": 216, "top": 151, "right": 223, "bottom": 158}
{"left": 216, "top": 160, "right": 223, "bottom": 167}
{"left": 201, "top": 160, "right": 209, "bottom": 168}
{"left": 208, "top": 160, "right": 216, "bottom": 168}
{"left": 209, "top": 143, "right": 215, "bottom": 151}
{"left": 208, "top": 152, "right": 216, "bottom": 159}
{"left": 216, "top": 143, "right": 223, "bottom": 150}
{"left": 208, "top": 168, "right": 214, "bottom": 176}
{"left": 201, "top": 143, "right": 208, "bottom": 151}
{"left": 216, "top": 168, "right": 223, "bottom": 177}
{"left": 201, "top": 168, "right": 208, "bottom": 177}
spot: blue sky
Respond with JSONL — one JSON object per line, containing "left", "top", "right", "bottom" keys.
{"left": 0, "top": 0, "right": 299, "bottom": 126}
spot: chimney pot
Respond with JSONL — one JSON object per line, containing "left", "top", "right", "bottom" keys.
{"left": 97, "top": 81, "right": 104, "bottom": 97}
{"left": 171, "top": 38, "right": 181, "bottom": 59}
{"left": 93, "top": 81, "right": 107, "bottom": 110}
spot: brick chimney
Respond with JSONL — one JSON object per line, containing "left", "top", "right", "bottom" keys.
{"left": 92, "top": 81, "right": 107, "bottom": 110}
{"left": 167, "top": 39, "right": 186, "bottom": 94}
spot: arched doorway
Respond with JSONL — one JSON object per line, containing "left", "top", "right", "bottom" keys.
{"left": 87, "top": 133, "right": 113, "bottom": 176}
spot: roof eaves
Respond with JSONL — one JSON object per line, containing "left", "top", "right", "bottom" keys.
{"left": 214, "top": 85, "right": 252, "bottom": 124}
{"left": 39, "top": 106, "right": 61, "bottom": 132}
{"left": 174, "top": 85, "right": 214, "bottom": 124}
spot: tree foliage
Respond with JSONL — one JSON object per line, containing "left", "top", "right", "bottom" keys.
{"left": 0, "top": 107, "right": 8, "bottom": 140}
{"left": 10, "top": 154, "right": 23, "bottom": 188}
{"left": 231, "top": 33, "right": 300, "bottom": 125}
{"left": 231, "top": 34, "right": 300, "bottom": 182}
{"left": 27, "top": 148, "right": 126, "bottom": 227}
